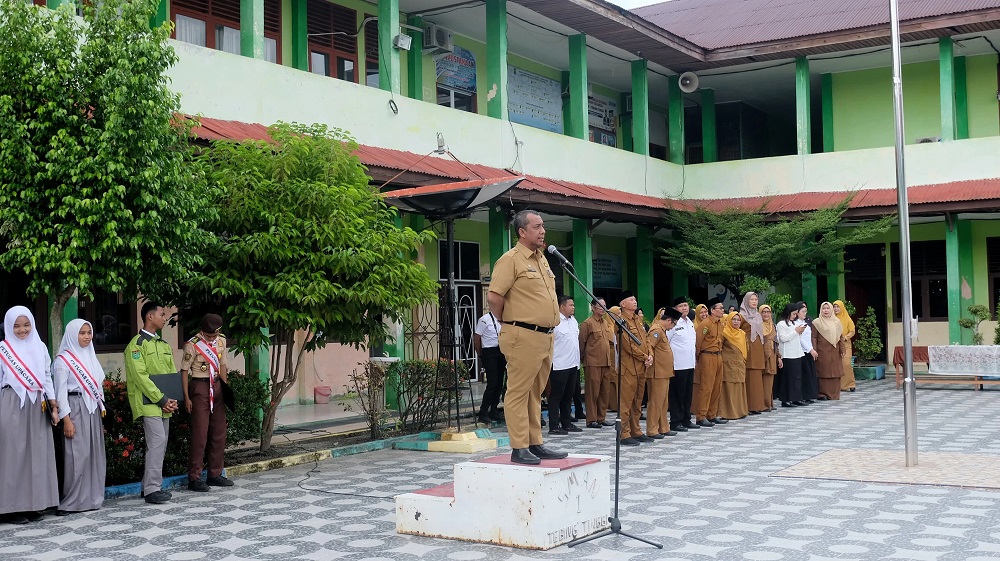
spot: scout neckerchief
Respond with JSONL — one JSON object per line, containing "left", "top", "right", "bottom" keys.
{"left": 194, "top": 335, "right": 221, "bottom": 412}
{"left": 0, "top": 340, "right": 44, "bottom": 400}
{"left": 58, "top": 350, "right": 104, "bottom": 413}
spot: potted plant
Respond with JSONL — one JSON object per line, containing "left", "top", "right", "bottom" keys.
{"left": 958, "top": 304, "right": 992, "bottom": 345}
{"left": 853, "top": 306, "right": 885, "bottom": 380}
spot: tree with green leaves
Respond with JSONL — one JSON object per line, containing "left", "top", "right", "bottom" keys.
{"left": 659, "top": 197, "right": 893, "bottom": 296}
{"left": 175, "top": 122, "right": 439, "bottom": 452}
{"left": 0, "top": 0, "right": 209, "bottom": 346}
{"left": 958, "top": 304, "right": 991, "bottom": 345}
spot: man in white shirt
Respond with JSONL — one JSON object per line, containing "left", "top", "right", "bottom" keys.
{"left": 548, "top": 295, "right": 582, "bottom": 435}
{"left": 667, "top": 297, "right": 699, "bottom": 432}
{"left": 474, "top": 310, "right": 506, "bottom": 424}
{"left": 796, "top": 303, "right": 819, "bottom": 404}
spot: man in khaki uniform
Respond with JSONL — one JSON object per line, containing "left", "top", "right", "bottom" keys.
{"left": 579, "top": 298, "right": 615, "bottom": 429}
{"left": 695, "top": 298, "right": 729, "bottom": 427}
{"left": 611, "top": 291, "right": 653, "bottom": 446}
{"left": 488, "top": 210, "right": 568, "bottom": 465}
{"left": 181, "top": 314, "right": 233, "bottom": 491}
{"left": 646, "top": 307, "right": 681, "bottom": 439}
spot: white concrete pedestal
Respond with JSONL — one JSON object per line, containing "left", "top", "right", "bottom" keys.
{"left": 396, "top": 454, "right": 610, "bottom": 550}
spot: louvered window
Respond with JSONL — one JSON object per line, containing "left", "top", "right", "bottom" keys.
{"left": 889, "top": 240, "right": 947, "bottom": 321}
{"left": 306, "top": 0, "right": 358, "bottom": 83}
{"left": 171, "top": 0, "right": 282, "bottom": 64}
{"left": 988, "top": 237, "right": 1000, "bottom": 315}
{"left": 364, "top": 14, "right": 379, "bottom": 88}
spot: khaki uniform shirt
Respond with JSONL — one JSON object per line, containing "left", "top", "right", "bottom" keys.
{"left": 488, "top": 243, "right": 559, "bottom": 328}
{"left": 697, "top": 316, "right": 723, "bottom": 354}
{"left": 181, "top": 335, "right": 228, "bottom": 379}
{"left": 579, "top": 315, "right": 614, "bottom": 368}
{"left": 614, "top": 311, "right": 650, "bottom": 377}
{"left": 646, "top": 324, "right": 675, "bottom": 379}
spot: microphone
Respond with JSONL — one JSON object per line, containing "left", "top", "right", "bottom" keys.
{"left": 547, "top": 245, "right": 572, "bottom": 268}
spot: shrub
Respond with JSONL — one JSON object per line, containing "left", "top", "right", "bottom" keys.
{"left": 854, "top": 307, "right": 883, "bottom": 365}
{"left": 345, "top": 361, "right": 391, "bottom": 441}
{"left": 389, "top": 359, "right": 451, "bottom": 432}
{"left": 957, "top": 304, "right": 991, "bottom": 345}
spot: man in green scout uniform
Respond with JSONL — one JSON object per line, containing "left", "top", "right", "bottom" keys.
{"left": 125, "top": 301, "right": 179, "bottom": 505}
{"left": 181, "top": 313, "right": 233, "bottom": 492}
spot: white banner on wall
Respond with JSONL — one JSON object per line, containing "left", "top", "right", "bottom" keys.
{"left": 508, "top": 66, "right": 563, "bottom": 134}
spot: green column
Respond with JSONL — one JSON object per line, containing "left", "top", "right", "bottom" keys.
{"left": 946, "top": 218, "right": 962, "bottom": 343}
{"left": 567, "top": 35, "right": 589, "bottom": 140}
{"left": 958, "top": 219, "right": 975, "bottom": 341}
{"left": 795, "top": 57, "right": 811, "bottom": 155}
{"left": 46, "top": 0, "right": 65, "bottom": 8}
{"left": 247, "top": 329, "right": 270, "bottom": 386}
{"left": 488, "top": 207, "right": 508, "bottom": 266}
{"left": 240, "top": 0, "right": 265, "bottom": 59}
{"left": 821, "top": 73, "right": 834, "bottom": 152}
{"left": 801, "top": 271, "right": 818, "bottom": 317}
{"left": 47, "top": 292, "right": 78, "bottom": 354}
{"left": 407, "top": 16, "right": 424, "bottom": 100}
{"left": 700, "top": 88, "right": 716, "bottom": 163}
{"left": 636, "top": 227, "right": 654, "bottom": 317}
{"left": 631, "top": 59, "right": 649, "bottom": 156}
{"left": 955, "top": 56, "right": 969, "bottom": 140}
{"left": 572, "top": 219, "right": 594, "bottom": 321}
{"left": 667, "top": 76, "right": 684, "bottom": 164}
{"left": 290, "top": 0, "right": 308, "bottom": 71}
{"left": 151, "top": 0, "right": 169, "bottom": 29}
{"left": 940, "top": 37, "right": 956, "bottom": 142}
{"left": 378, "top": 0, "right": 400, "bottom": 94}
{"left": 485, "top": 0, "right": 508, "bottom": 119}
{"left": 826, "top": 253, "right": 843, "bottom": 302}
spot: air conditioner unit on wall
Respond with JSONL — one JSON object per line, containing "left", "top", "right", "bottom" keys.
{"left": 423, "top": 24, "right": 454, "bottom": 54}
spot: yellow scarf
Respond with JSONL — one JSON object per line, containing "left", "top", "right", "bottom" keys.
{"left": 693, "top": 304, "right": 708, "bottom": 329}
{"left": 833, "top": 299, "right": 855, "bottom": 336}
{"left": 721, "top": 311, "right": 748, "bottom": 358}
{"left": 759, "top": 304, "right": 775, "bottom": 337}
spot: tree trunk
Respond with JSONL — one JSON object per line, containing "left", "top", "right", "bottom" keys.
{"left": 258, "top": 329, "right": 310, "bottom": 453}
{"left": 49, "top": 284, "right": 76, "bottom": 352}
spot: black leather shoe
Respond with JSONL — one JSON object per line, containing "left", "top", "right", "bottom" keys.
{"left": 849, "top": 387, "right": 857, "bottom": 392}
{"left": 684, "top": 422, "right": 700, "bottom": 429}
{"left": 637, "top": 434, "right": 655, "bottom": 443}
{"left": 489, "top": 410, "right": 505, "bottom": 421}
{"left": 478, "top": 414, "right": 492, "bottom": 424}
{"left": 795, "top": 400, "right": 807, "bottom": 406}
{"left": 549, "top": 428, "right": 569, "bottom": 436}
{"left": 648, "top": 434, "right": 665, "bottom": 439}
{"left": 511, "top": 448, "right": 541, "bottom": 465}
{"left": 541, "top": 418, "right": 547, "bottom": 427}
{"left": 144, "top": 490, "right": 171, "bottom": 504}
{"left": 587, "top": 421, "right": 602, "bottom": 429}
{"left": 5, "top": 514, "right": 29, "bottom": 525}
{"left": 55, "top": 510, "right": 70, "bottom": 517}
{"left": 564, "top": 424, "right": 583, "bottom": 432}
{"left": 620, "top": 437, "right": 640, "bottom": 446}
{"left": 662, "top": 431, "right": 678, "bottom": 437}
{"left": 749, "top": 411, "right": 762, "bottom": 415}
{"left": 529, "top": 444, "right": 568, "bottom": 459}
{"left": 697, "top": 419, "right": 714, "bottom": 427}
{"left": 671, "top": 424, "right": 688, "bottom": 432}
{"left": 601, "top": 420, "right": 616, "bottom": 427}
{"left": 805, "top": 399, "right": 815, "bottom": 404}
{"left": 712, "top": 417, "right": 729, "bottom": 424}
{"left": 207, "top": 476, "right": 234, "bottom": 487}
{"left": 188, "top": 480, "right": 210, "bottom": 492}
{"left": 25, "top": 511, "right": 44, "bottom": 522}
{"left": 575, "top": 413, "right": 587, "bottom": 421}
{"left": 817, "top": 396, "right": 829, "bottom": 401}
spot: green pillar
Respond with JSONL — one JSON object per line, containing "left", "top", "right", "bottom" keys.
{"left": 46, "top": 292, "right": 78, "bottom": 354}
{"left": 46, "top": 0, "right": 65, "bottom": 8}
{"left": 151, "top": 0, "right": 169, "bottom": 29}
{"left": 247, "top": 329, "right": 270, "bottom": 385}
{"left": 801, "top": 271, "right": 818, "bottom": 317}
{"left": 636, "top": 227, "right": 654, "bottom": 317}
{"left": 946, "top": 218, "right": 962, "bottom": 343}
{"left": 240, "top": 0, "right": 265, "bottom": 59}
{"left": 488, "top": 207, "right": 508, "bottom": 265}
{"left": 795, "top": 57, "right": 811, "bottom": 155}
{"left": 407, "top": 16, "right": 424, "bottom": 100}
{"left": 667, "top": 76, "right": 684, "bottom": 164}
{"left": 378, "top": 0, "right": 400, "bottom": 94}
{"left": 572, "top": 219, "right": 594, "bottom": 321}
{"left": 700, "top": 88, "right": 716, "bottom": 163}
{"left": 290, "top": 0, "right": 308, "bottom": 71}
{"left": 955, "top": 56, "right": 969, "bottom": 140}
{"left": 485, "top": 0, "right": 508, "bottom": 120}
{"left": 940, "top": 37, "right": 956, "bottom": 142}
{"left": 567, "top": 35, "right": 589, "bottom": 140}
{"left": 821, "top": 73, "right": 834, "bottom": 153}
{"left": 631, "top": 59, "right": 649, "bottom": 156}
{"left": 826, "top": 253, "right": 842, "bottom": 302}
{"left": 959, "top": 220, "right": 975, "bottom": 341}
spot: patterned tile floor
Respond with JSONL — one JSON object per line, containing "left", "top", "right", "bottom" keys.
{"left": 4, "top": 380, "right": 1000, "bottom": 561}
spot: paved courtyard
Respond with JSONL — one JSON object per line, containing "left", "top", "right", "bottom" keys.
{"left": 4, "top": 379, "right": 1000, "bottom": 561}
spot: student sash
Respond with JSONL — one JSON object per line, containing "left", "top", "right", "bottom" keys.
{"left": 58, "top": 351, "right": 104, "bottom": 412}
{"left": 0, "top": 341, "right": 44, "bottom": 399}
{"left": 194, "top": 337, "right": 221, "bottom": 412}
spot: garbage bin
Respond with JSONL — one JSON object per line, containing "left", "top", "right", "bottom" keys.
{"left": 314, "top": 385, "right": 332, "bottom": 404}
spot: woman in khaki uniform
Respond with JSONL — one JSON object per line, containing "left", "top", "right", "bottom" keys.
{"left": 812, "top": 302, "right": 846, "bottom": 400}
{"left": 645, "top": 308, "right": 680, "bottom": 439}
{"left": 759, "top": 305, "right": 778, "bottom": 411}
{"left": 834, "top": 300, "right": 857, "bottom": 392}
{"left": 691, "top": 303, "right": 708, "bottom": 420}
{"left": 739, "top": 293, "right": 766, "bottom": 414}
{"left": 719, "top": 312, "right": 749, "bottom": 420}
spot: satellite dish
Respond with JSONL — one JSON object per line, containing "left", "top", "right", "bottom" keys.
{"left": 678, "top": 71, "right": 699, "bottom": 93}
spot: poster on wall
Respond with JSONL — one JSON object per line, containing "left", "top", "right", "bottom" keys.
{"left": 588, "top": 93, "right": 618, "bottom": 131}
{"left": 436, "top": 46, "right": 477, "bottom": 93}
{"left": 507, "top": 66, "right": 563, "bottom": 134}
{"left": 593, "top": 254, "right": 623, "bottom": 288}
{"left": 589, "top": 128, "right": 617, "bottom": 147}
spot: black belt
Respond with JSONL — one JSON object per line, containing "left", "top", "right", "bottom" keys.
{"left": 503, "top": 321, "right": 554, "bottom": 334}
{"left": 1, "top": 385, "right": 10, "bottom": 389}
{"left": 700, "top": 351, "right": 722, "bottom": 355}
{"left": 68, "top": 391, "right": 82, "bottom": 396}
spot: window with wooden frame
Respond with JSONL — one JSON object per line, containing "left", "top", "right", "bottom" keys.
{"left": 988, "top": 237, "right": 1000, "bottom": 316}
{"left": 78, "top": 289, "right": 138, "bottom": 353}
{"left": 307, "top": 0, "right": 358, "bottom": 83}
{"left": 171, "top": 0, "right": 282, "bottom": 64}
{"left": 890, "top": 240, "right": 948, "bottom": 321}
{"left": 364, "top": 14, "right": 379, "bottom": 88}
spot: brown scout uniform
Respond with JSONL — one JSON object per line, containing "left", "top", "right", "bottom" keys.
{"left": 488, "top": 243, "right": 559, "bottom": 450}
{"left": 181, "top": 335, "right": 229, "bottom": 482}
{"left": 695, "top": 316, "right": 724, "bottom": 421}
{"left": 741, "top": 322, "right": 767, "bottom": 413}
{"left": 645, "top": 323, "right": 674, "bottom": 436}
{"left": 615, "top": 311, "right": 650, "bottom": 440}
{"left": 579, "top": 314, "right": 615, "bottom": 425}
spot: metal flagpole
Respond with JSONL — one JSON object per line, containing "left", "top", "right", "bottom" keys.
{"left": 889, "top": 0, "right": 918, "bottom": 467}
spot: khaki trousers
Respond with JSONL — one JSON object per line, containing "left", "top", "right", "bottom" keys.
{"left": 645, "top": 377, "right": 670, "bottom": 436}
{"left": 584, "top": 366, "right": 612, "bottom": 424}
{"left": 499, "top": 326, "right": 554, "bottom": 449}
{"left": 696, "top": 353, "right": 723, "bottom": 420}
{"left": 618, "top": 372, "right": 646, "bottom": 439}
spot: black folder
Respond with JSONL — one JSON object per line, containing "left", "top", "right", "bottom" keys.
{"left": 142, "top": 372, "right": 185, "bottom": 405}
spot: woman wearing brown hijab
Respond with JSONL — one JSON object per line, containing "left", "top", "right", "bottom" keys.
{"left": 759, "top": 305, "right": 778, "bottom": 412}
{"left": 691, "top": 303, "right": 709, "bottom": 409}
{"left": 812, "top": 302, "right": 846, "bottom": 400}
{"left": 834, "top": 300, "right": 857, "bottom": 392}
{"left": 739, "top": 293, "right": 766, "bottom": 414}
{"left": 719, "top": 311, "right": 749, "bottom": 420}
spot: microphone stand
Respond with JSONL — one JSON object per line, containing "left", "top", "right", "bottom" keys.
{"left": 549, "top": 251, "right": 662, "bottom": 550}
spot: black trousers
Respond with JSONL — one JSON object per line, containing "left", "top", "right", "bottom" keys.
{"left": 801, "top": 353, "right": 819, "bottom": 400}
{"left": 669, "top": 368, "right": 694, "bottom": 427}
{"left": 571, "top": 373, "right": 584, "bottom": 418}
{"left": 548, "top": 367, "right": 577, "bottom": 429}
{"left": 478, "top": 346, "right": 506, "bottom": 415}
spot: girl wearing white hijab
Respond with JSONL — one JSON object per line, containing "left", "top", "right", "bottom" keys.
{"left": 0, "top": 306, "right": 59, "bottom": 525}
{"left": 53, "top": 319, "right": 107, "bottom": 515}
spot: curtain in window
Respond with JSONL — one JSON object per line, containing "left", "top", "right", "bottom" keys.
{"left": 217, "top": 25, "right": 240, "bottom": 55}
{"left": 176, "top": 14, "right": 207, "bottom": 47}
{"left": 264, "top": 37, "right": 277, "bottom": 64}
